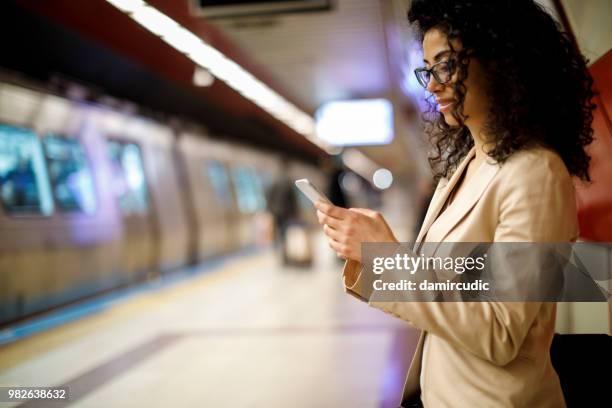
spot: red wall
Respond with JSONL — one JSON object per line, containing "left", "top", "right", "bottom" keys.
{"left": 575, "top": 50, "right": 612, "bottom": 241}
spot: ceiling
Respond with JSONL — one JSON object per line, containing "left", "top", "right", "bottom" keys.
{"left": 208, "top": 0, "right": 391, "bottom": 112}
{"left": 206, "top": 0, "right": 429, "bottom": 182}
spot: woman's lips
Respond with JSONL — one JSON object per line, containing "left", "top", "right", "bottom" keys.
{"left": 437, "top": 99, "right": 454, "bottom": 113}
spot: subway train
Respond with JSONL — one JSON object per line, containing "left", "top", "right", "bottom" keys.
{"left": 0, "top": 74, "right": 326, "bottom": 325}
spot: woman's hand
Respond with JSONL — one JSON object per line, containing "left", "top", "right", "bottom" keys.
{"left": 314, "top": 201, "right": 398, "bottom": 263}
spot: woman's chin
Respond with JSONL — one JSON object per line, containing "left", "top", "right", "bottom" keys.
{"left": 442, "top": 112, "right": 460, "bottom": 127}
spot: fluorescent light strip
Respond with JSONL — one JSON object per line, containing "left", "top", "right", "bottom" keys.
{"left": 341, "top": 148, "right": 379, "bottom": 181}
{"left": 105, "top": 0, "right": 332, "bottom": 152}
{"left": 106, "top": 0, "right": 145, "bottom": 13}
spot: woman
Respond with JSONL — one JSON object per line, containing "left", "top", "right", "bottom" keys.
{"left": 315, "top": 0, "right": 595, "bottom": 406}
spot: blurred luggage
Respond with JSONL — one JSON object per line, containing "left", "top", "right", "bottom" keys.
{"left": 284, "top": 222, "right": 313, "bottom": 267}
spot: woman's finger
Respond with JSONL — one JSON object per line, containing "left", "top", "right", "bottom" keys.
{"left": 329, "top": 238, "right": 354, "bottom": 257}
{"left": 316, "top": 210, "right": 342, "bottom": 229}
{"left": 328, "top": 238, "right": 344, "bottom": 253}
{"left": 349, "top": 207, "right": 380, "bottom": 219}
{"left": 315, "top": 201, "right": 349, "bottom": 220}
{"left": 327, "top": 238, "right": 359, "bottom": 261}
{"left": 323, "top": 224, "right": 345, "bottom": 242}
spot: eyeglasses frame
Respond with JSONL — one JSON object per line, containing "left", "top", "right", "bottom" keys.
{"left": 414, "top": 58, "right": 457, "bottom": 89}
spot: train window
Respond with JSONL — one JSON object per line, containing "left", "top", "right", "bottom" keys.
{"left": 42, "top": 134, "right": 96, "bottom": 214}
{"left": 250, "top": 170, "right": 267, "bottom": 209}
{"left": 0, "top": 124, "right": 53, "bottom": 215}
{"left": 205, "top": 160, "right": 233, "bottom": 206}
{"left": 107, "top": 140, "right": 149, "bottom": 215}
{"left": 231, "top": 166, "right": 266, "bottom": 213}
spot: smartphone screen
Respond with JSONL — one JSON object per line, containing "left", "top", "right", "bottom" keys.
{"left": 295, "top": 179, "right": 331, "bottom": 205}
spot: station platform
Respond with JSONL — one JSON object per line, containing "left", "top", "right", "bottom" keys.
{"left": 0, "top": 234, "right": 418, "bottom": 408}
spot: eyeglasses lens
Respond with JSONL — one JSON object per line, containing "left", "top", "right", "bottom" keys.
{"left": 434, "top": 63, "right": 452, "bottom": 84}
{"left": 416, "top": 70, "right": 430, "bottom": 88}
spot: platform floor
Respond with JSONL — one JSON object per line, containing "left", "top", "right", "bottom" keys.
{"left": 0, "top": 236, "right": 419, "bottom": 408}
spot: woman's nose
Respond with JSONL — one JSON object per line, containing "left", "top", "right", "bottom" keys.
{"left": 426, "top": 75, "right": 443, "bottom": 93}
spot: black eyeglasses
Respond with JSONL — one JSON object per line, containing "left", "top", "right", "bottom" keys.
{"left": 414, "top": 59, "right": 456, "bottom": 89}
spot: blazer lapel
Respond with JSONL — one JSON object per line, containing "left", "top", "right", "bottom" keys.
{"left": 427, "top": 156, "right": 500, "bottom": 245}
{"left": 414, "top": 147, "right": 476, "bottom": 248}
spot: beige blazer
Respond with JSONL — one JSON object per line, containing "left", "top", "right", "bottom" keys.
{"left": 343, "top": 146, "right": 578, "bottom": 407}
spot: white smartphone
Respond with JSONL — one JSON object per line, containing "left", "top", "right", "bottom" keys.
{"left": 295, "top": 178, "right": 332, "bottom": 205}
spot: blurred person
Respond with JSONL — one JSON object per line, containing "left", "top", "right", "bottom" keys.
{"left": 320, "top": 156, "right": 349, "bottom": 207}
{"left": 314, "top": 0, "right": 595, "bottom": 406}
{"left": 266, "top": 171, "right": 299, "bottom": 265}
{"left": 327, "top": 164, "right": 348, "bottom": 208}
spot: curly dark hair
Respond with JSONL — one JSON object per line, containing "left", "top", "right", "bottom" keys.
{"left": 407, "top": 0, "right": 595, "bottom": 181}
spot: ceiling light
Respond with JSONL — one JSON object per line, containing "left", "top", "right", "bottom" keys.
{"left": 373, "top": 168, "right": 393, "bottom": 190}
{"left": 193, "top": 67, "right": 214, "bottom": 87}
{"left": 341, "top": 148, "right": 379, "bottom": 180}
{"left": 130, "top": 6, "right": 178, "bottom": 37}
{"left": 105, "top": 0, "right": 330, "bottom": 152}
{"left": 105, "top": 0, "right": 146, "bottom": 13}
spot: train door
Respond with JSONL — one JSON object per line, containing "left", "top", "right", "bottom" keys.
{"left": 203, "top": 158, "right": 234, "bottom": 255}
{"left": 105, "top": 137, "right": 155, "bottom": 278}
{"left": 134, "top": 121, "right": 189, "bottom": 272}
